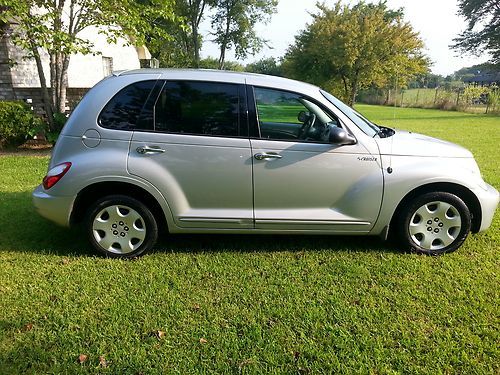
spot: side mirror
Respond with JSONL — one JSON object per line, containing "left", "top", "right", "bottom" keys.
{"left": 328, "top": 126, "right": 356, "bottom": 145}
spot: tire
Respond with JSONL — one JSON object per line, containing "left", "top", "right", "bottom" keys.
{"left": 396, "top": 192, "right": 471, "bottom": 255}
{"left": 86, "top": 195, "right": 158, "bottom": 258}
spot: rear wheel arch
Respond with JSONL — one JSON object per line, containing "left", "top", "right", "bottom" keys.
{"left": 389, "top": 182, "right": 482, "bottom": 236}
{"left": 71, "top": 181, "right": 168, "bottom": 233}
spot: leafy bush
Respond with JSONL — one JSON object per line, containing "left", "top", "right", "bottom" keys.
{"left": 0, "top": 101, "right": 45, "bottom": 148}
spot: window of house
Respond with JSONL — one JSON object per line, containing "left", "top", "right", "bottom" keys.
{"left": 98, "top": 80, "right": 156, "bottom": 130}
{"left": 102, "top": 57, "right": 113, "bottom": 77}
{"left": 154, "top": 81, "right": 240, "bottom": 137}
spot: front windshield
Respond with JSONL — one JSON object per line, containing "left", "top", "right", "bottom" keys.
{"left": 320, "top": 89, "right": 380, "bottom": 137}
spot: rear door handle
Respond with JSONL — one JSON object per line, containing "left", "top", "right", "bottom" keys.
{"left": 136, "top": 146, "right": 165, "bottom": 155}
{"left": 254, "top": 152, "right": 282, "bottom": 160}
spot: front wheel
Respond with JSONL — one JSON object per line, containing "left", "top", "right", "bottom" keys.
{"left": 397, "top": 192, "right": 471, "bottom": 255}
{"left": 86, "top": 195, "right": 158, "bottom": 258}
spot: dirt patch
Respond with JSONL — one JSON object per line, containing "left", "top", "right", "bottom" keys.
{"left": 0, "top": 140, "right": 53, "bottom": 157}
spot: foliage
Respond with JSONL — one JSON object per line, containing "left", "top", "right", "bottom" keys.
{"left": 452, "top": 0, "right": 500, "bottom": 66}
{"left": 52, "top": 112, "right": 68, "bottom": 132}
{"left": 283, "top": 1, "right": 429, "bottom": 105}
{"left": 0, "top": 106, "right": 499, "bottom": 372}
{"left": 0, "top": 101, "right": 45, "bottom": 148}
{"left": 198, "top": 57, "right": 245, "bottom": 71}
{"left": 0, "top": 0, "right": 179, "bottom": 127}
{"left": 140, "top": 0, "right": 213, "bottom": 68}
{"left": 458, "top": 84, "right": 500, "bottom": 114}
{"left": 486, "top": 86, "right": 500, "bottom": 114}
{"left": 245, "top": 57, "right": 283, "bottom": 76}
{"left": 452, "top": 62, "right": 498, "bottom": 81}
{"left": 210, "top": 0, "right": 277, "bottom": 69}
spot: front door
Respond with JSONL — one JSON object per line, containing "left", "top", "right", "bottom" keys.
{"left": 250, "top": 86, "right": 383, "bottom": 232}
{"left": 128, "top": 80, "right": 253, "bottom": 229}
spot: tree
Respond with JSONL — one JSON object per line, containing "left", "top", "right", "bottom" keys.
{"left": 199, "top": 56, "right": 245, "bottom": 71}
{"left": 0, "top": 0, "right": 177, "bottom": 130}
{"left": 246, "top": 57, "right": 282, "bottom": 76}
{"left": 211, "top": 0, "right": 277, "bottom": 70}
{"left": 452, "top": 0, "right": 500, "bottom": 66}
{"left": 138, "top": 0, "right": 214, "bottom": 68}
{"left": 177, "top": 0, "right": 215, "bottom": 67}
{"left": 283, "top": 1, "right": 429, "bottom": 105}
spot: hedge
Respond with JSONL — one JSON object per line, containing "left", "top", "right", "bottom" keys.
{"left": 0, "top": 101, "right": 44, "bottom": 148}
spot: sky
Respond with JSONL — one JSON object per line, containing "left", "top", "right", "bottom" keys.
{"left": 200, "top": 0, "right": 490, "bottom": 76}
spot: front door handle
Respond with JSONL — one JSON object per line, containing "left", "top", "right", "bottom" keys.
{"left": 254, "top": 152, "right": 282, "bottom": 161}
{"left": 136, "top": 146, "right": 165, "bottom": 155}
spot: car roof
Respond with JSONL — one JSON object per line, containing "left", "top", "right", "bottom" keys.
{"left": 113, "top": 68, "right": 321, "bottom": 96}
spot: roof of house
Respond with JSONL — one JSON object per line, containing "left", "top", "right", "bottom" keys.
{"left": 464, "top": 72, "right": 500, "bottom": 84}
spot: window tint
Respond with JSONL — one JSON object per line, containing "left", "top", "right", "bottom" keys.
{"left": 254, "top": 87, "right": 334, "bottom": 142}
{"left": 155, "top": 81, "right": 240, "bottom": 137}
{"left": 98, "top": 80, "right": 156, "bottom": 130}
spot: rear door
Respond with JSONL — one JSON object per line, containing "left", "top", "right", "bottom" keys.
{"left": 127, "top": 80, "right": 254, "bottom": 229}
{"left": 249, "top": 86, "right": 383, "bottom": 232}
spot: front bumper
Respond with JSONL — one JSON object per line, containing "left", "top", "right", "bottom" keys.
{"left": 477, "top": 183, "right": 499, "bottom": 232}
{"left": 32, "top": 185, "right": 75, "bottom": 227}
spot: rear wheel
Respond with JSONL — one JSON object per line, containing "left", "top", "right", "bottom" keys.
{"left": 86, "top": 195, "right": 158, "bottom": 258}
{"left": 397, "top": 192, "right": 471, "bottom": 255}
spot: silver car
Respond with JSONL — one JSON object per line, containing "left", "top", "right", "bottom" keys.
{"left": 32, "top": 69, "right": 499, "bottom": 257}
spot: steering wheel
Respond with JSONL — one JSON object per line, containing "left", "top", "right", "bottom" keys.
{"left": 298, "top": 112, "right": 316, "bottom": 139}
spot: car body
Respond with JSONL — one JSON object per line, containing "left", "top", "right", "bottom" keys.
{"left": 33, "top": 69, "right": 499, "bottom": 257}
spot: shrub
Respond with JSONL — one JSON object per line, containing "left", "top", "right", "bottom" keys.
{"left": 0, "top": 101, "right": 45, "bottom": 148}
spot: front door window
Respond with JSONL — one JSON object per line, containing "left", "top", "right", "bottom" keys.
{"left": 254, "top": 87, "right": 336, "bottom": 143}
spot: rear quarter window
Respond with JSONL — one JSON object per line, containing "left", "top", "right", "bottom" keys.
{"left": 98, "top": 80, "right": 156, "bottom": 130}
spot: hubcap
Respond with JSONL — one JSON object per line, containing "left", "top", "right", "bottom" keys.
{"left": 92, "top": 205, "right": 146, "bottom": 254}
{"left": 409, "top": 201, "right": 462, "bottom": 251}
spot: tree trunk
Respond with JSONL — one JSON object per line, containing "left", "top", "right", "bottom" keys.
{"left": 341, "top": 76, "right": 349, "bottom": 103}
{"left": 218, "top": 45, "right": 226, "bottom": 70}
{"left": 58, "top": 54, "right": 70, "bottom": 114}
{"left": 31, "top": 43, "right": 55, "bottom": 131}
{"left": 218, "top": 3, "right": 232, "bottom": 70}
{"left": 192, "top": 26, "right": 200, "bottom": 67}
{"left": 348, "top": 77, "right": 358, "bottom": 106}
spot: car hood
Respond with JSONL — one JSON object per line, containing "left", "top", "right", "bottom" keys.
{"left": 375, "top": 130, "right": 473, "bottom": 158}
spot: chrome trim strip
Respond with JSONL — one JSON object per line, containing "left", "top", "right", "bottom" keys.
{"left": 255, "top": 220, "right": 371, "bottom": 225}
{"left": 179, "top": 217, "right": 251, "bottom": 224}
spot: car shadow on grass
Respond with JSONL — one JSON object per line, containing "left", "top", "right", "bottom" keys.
{"left": 0, "top": 191, "right": 399, "bottom": 256}
{"left": 155, "top": 232, "right": 397, "bottom": 255}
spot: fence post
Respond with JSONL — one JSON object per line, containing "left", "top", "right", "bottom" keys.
{"left": 434, "top": 88, "right": 438, "bottom": 107}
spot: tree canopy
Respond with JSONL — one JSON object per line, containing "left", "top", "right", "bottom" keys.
{"left": 452, "top": 0, "right": 500, "bottom": 66}
{"left": 210, "top": 0, "right": 277, "bottom": 69}
{"left": 283, "top": 1, "right": 429, "bottom": 105}
{"left": 0, "top": 0, "right": 178, "bottom": 129}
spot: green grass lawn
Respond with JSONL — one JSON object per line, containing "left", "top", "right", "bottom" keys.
{"left": 0, "top": 105, "right": 499, "bottom": 374}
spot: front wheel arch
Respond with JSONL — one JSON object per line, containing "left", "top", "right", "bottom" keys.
{"left": 389, "top": 182, "right": 482, "bottom": 238}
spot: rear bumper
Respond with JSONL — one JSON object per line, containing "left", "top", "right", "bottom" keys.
{"left": 32, "top": 185, "right": 74, "bottom": 227}
{"left": 477, "top": 183, "right": 499, "bottom": 232}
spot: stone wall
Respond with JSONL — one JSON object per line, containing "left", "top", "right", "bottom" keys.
{"left": 12, "top": 87, "right": 89, "bottom": 117}
{"left": 0, "top": 33, "right": 15, "bottom": 101}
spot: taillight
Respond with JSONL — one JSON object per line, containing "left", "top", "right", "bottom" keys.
{"left": 42, "top": 162, "right": 72, "bottom": 190}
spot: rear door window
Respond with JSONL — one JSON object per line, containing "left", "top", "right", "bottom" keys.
{"left": 154, "top": 81, "right": 241, "bottom": 137}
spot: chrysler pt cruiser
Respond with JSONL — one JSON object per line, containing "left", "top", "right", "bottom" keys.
{"left": 33, "top": 69, "right": 499, "bottom": 257}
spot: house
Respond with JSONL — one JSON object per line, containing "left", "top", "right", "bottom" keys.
{"left": 463, "top": 71, "right": 500, "bottom": 86}
{"left": 0, "top": 20, "right": 156, "bottom": 113}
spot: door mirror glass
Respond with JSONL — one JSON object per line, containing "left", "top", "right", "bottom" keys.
{"left": 328, "top": 125, "right": 356, "bottom": 145}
